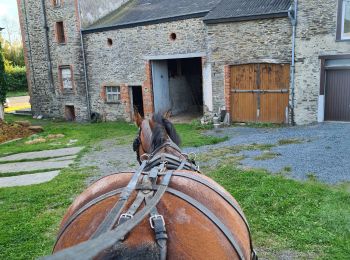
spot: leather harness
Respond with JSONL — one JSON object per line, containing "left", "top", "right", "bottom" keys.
{"left": 47, "top": 141, "right": 258, "bottom": 260}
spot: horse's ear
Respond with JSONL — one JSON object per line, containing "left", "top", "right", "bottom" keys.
{"left": 134, "top": 109, "right": 143, "bottom": 127}
{"left": 149, "top": 115, "right": 156, "bottom": 130}
{"left": 163, "top": 110, "right": 172, "bottom": 119}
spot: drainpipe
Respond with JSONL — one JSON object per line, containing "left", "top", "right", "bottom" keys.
{"left": 288, "top": 0, "right": 298, "bottom": 126}
{"left": 77, "top": 0, "right": 92, "bottom": 120}
{"left": 40, "top": 0, "right": 54, "bottom": 91}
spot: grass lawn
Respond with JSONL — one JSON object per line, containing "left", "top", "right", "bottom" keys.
{"left": 6, "top": 91, "right": 29, "bottom": 98}
{"left": 0, "top": 165, "right": 93, "bottom": 259}
{"left": 1, "top": 115, "right": 226, "bottom": 156}
{"left": 209, "top": 166, "right": 350, "bottom": 259}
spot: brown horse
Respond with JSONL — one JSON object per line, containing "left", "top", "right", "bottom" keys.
{"left": 49, "top": 113, "right": 257, "bottom": 260}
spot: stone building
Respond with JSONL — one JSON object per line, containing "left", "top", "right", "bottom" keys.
{"left": 17, "top": 0, "right": 350, "bottom": 124}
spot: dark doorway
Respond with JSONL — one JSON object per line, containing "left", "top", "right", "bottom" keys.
{"left": 65, "top": 105, "right": 75, "bottom": 121}
{"left": 131, "top": 86, "right": 144, "bottom": 117}
{"left": 152, "top": 57, "right": 203, "bottom": 117}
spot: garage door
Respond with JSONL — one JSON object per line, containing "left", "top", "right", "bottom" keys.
{"left": 325, "top": 69, "right": 350, "bottom": 121}
{"left": 230, "top": 64, "right": 290, "bottom": 123}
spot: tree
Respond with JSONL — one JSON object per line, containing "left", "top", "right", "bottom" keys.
{"left": 0, "top": 41, "right": 7, "bottom": 121}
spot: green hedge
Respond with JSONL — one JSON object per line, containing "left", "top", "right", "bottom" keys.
{"left": 5, "top": 65, "right": 28, "bottom": 92}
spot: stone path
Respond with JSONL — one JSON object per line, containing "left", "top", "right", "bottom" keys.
{"left": 0, "top": 147, "right": 83, "bottom": 162}
{"left": 0, "top": 171, "right": 60, "bottom": 188}
{"left": 0, "top": 160, "right": 75, "bottom": 174}
{"left": 0, "top": 147, "right": 83, "bottom": 188}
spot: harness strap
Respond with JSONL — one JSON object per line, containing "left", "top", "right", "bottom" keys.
{"left": 53, "top": 188, "right": 124, "bottom": 250}
{"left": 145, "top": 154, "right": 198, "bottom": 172}
{"left": 91, "top": 160, "right": 147, "bottom": 238}
{"left": 44, "top": 171, "right": 174, "bottom": 260}
{"left": 172, "top": 172, "right": 255, "bottom": 258}
{"left": 177, "top": 159, "right": 187, "bottom": 170}
{"left": 147, "top": 193, "right": 167, "bottom": 260}
{"left": 167, "top": 188, "right": 246, "bottom": 260}
{"left": 150, "top": 140, "right": 182, "bottom": 158}
{"left": 172, "top": 173, "right": 251, "bottom": 231}
{"left": 117, "top": 191, "right": 144, "bottom": 226}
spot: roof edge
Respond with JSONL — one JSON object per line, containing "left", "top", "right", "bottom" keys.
{"left": 203, "top": 11, "right": 289, "bottom": 25}
{"left": 82, "top": 11, "right": 209, "bottom": 34}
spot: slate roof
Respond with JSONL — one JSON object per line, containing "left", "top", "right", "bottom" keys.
{"left": 84, "top": 0, "right": 292, "bottom": 33}
{"left": 204, "top": 0, "right": 292, "bottom": 23}
{"left": 85, "top": 0, "right": 222, "bottom": 32}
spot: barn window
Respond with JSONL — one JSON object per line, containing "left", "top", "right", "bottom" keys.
{"left": 59, "top": 66, "right": 73, "bottom": 89}
{"left": 56, "top": 22, "right": 66, "bottom": 43}
{"left": 338, "top": 0, "right": 350, "bottom": 40}
{"left": 53, "top": 0, "right": 61, "bottom": 7}
{"left": 106, "top": 86, "right": 120, "bottom": 103}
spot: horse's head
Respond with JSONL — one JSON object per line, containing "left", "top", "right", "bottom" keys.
{"left": 132, "top": 111, "right": 182, "bottom": 163}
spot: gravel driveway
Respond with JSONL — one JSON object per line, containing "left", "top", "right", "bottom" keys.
{"left": 80, "top": 122, "right": 350, "bottom": 185}
{"left": 185, "top": 122, "right": 350, "bottom": 184}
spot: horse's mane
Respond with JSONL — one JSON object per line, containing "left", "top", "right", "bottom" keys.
{"left": 151, "top": 113, "right": 181, "bottom": 151}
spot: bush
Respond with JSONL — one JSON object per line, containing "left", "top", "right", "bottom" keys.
{"left": 4, "top": 61, "right": 27, "bottom": 92}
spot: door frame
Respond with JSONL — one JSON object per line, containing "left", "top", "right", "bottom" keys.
{"left": 319, "top": 54, "right": 350, "bottom": 122}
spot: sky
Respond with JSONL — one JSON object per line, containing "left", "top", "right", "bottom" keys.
{"left": 0, "top": 0, "right": 21, "bottom": 43}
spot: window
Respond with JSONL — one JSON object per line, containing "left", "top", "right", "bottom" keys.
{"left": 53, "top": 0, "right": 61, "bottom": 7}
{"left": 106, "top": 86, "right": 120, "bottom": 103}
{"left": 56, "top": 22, "right": 65, "bottom": 43}
{"left": 342, "top": 0, "right": 350, "bottom": 39}
{"left": 338, "top": 0, "right": 350, "bottom": 40}
{"left": 59, "top": 66, "right": 73, "bottom": 89}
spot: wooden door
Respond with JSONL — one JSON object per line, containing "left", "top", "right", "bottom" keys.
{"left": 152, "top": 60, "right": 171, "bottom": 114}
{"left": 325, "top": 69, "right": 350, "bottom": 121}
{"left": 230, "top": 64, "right": 290, "bottom": 123}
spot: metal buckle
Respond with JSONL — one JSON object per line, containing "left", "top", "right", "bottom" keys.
{"left": 149, "top": 215, "right": 165, "bottom": 229}
{"left": 118, "top": 213, "right": 133, "bottom": 224}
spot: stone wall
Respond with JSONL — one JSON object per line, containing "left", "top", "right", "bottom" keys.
{"left": 206, "top": 18, "right": 293, "bottom": 115}
{"left": 17, "top": 0, "right": 56, "bottom": 117}
{"left": 83, "top": 18, "right": 207, "bottom": 121}
{"left": 18, "top": 0, "right": 89, "bottom": 121}
{"left": 294, "top": 0, "right": 350, "bottom": 124}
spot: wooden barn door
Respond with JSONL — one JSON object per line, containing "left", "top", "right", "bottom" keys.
{"left": 230, "top": 64, "right": 290, "bottom": 123}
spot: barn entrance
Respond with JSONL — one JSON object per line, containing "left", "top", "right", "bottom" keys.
{"left": 152, "top": 58, "right": 203, "bottom": 117}
{"left": 130, "top": 86, "right": 144, "bottom": 117}
{"left": 230, "top": 63, "right": 290, "bottom": 124}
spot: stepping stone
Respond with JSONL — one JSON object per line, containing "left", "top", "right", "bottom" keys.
{"left": 15, "top": 120, "right": 31, "bottom": 127}
{"left": 46, "top": 155, "right": 77, "bottom": 162}
{"left": 0, "top": 160, "right": 74, "bottom": 174}
{"left": 0, "top": 170, "right": 60, "bottom": 188}
{"left": 0, "top": 147, "right": 84, "bottom": 162}
{"left": 28, "top": 126, "right": 44, "bottom": 133}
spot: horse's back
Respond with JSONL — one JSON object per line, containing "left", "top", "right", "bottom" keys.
{"left": 54, "top": 171, "right": 252, "bottom": 259}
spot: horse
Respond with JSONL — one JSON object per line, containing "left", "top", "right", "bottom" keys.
{"left": 47, "top": 113, "right": 257, "bottom": 260}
